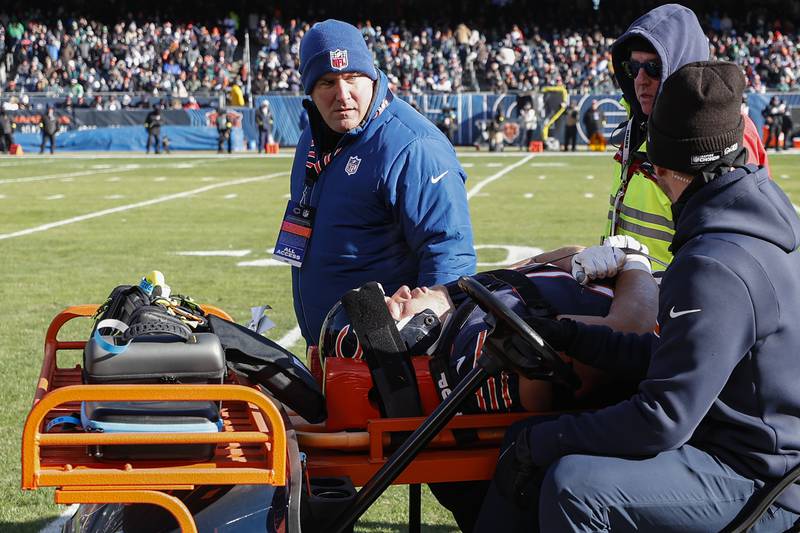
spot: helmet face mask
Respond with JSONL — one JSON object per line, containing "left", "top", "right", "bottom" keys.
{"left": 396, "top": 308, "right": 442, "bottom": 355}
{"left": 319, "top": 300, "right": 442, "bottom": 365}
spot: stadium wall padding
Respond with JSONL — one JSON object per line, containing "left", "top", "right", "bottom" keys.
{"left": 5, "top": 93, "right": 796, "bottom": 151}
{"left": 15, "top": 125, "right": 244, "bottom": 153}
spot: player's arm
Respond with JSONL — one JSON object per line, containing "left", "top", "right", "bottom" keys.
{"left": 560, "top": 268, "right": 658, "bottom": 334}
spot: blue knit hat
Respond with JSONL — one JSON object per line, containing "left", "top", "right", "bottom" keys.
{"left": 300, "top": 19, "right": 377, "bottom": 94}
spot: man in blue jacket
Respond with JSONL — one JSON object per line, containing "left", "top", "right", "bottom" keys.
{"left": 280, "top": 19, "right": 476, "bottom": 346}
{"left": 477, "top": 62, "right": 800, "bottom": 532}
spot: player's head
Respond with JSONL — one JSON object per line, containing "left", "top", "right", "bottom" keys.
{"left": 319, "top": 284, "right": 451, "bottom": 360}
{"left": 300, "top": 19, "right": 377, "bottom": 133}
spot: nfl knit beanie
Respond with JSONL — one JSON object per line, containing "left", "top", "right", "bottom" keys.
{"left": 300, "top": 19, "right": 377, "bottom": 94}
{"left": 647, "top": 61, "right": 745, "bottom": 175}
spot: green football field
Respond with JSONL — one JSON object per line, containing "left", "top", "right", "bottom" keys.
{"left": 2, "top": 150, "right": 798, "bottom": 532}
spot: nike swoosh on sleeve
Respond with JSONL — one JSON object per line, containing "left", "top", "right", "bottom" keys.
{"left": 431, "top": 170, "right": 448, "bottom": 183}
{"left": 669, "top": 306, "right": 702, "bottom": 318}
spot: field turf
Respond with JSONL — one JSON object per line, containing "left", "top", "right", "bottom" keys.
{"left": 2, "top": 150, "right": 798, "bottom": 532}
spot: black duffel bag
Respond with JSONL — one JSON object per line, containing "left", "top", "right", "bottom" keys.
{"left": 208, "top": 315, "right": 327, "bottom": 424}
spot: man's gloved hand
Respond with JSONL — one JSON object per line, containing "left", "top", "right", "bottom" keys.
{"left": 603, "top": 235, "right": 652, "bottom": 275}
{"left": 524, "top": 316, "right": 577, "bottom": 352}
{"left": 571, "top": 245, "right": 626, "bottom": 285}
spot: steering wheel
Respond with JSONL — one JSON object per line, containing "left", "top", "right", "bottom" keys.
{"left": 457, "top": 276, "right": 581, "bottom": 390}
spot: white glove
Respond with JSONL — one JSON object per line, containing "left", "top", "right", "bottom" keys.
{"left": 571, "top": 245, "right": 626, "bottom": 285}
{"left": 603, "top": 235, "right": 652, "bottom": 275}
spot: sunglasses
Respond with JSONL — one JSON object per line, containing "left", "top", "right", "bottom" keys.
{"left": 622, "top": 59, "right": 661, "bottom": 79}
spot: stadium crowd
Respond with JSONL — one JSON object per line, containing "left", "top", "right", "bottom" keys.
{"left": 2, "top": 2, "right": 800, "bottom": 98}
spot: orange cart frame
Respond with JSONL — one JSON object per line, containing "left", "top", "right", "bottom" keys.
{"left": 21, "top": 305, "right": 287, "bottom": 533}
{"left": 22, "top": 305, "right": 532, "bottom": 532}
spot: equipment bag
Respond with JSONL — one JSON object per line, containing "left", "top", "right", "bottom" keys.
{"left": 80, "top": 400, "right": 222, "bottom": 461}
{"left": 84, "top": 331, "right": 226, "bottom": 385}
{"left": 208, "top": 315, "right": 327, "bottom": 423}
{"left": 94, "top": 285, "right": 152, "bottom": 335}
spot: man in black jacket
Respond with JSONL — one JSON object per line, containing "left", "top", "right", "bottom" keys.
{"left": 255, "top": 99, "right": 274, "bottom": 153}
{"left": 39, "top": 106, "right": 58, "bottom": 154}
{"left": 216, "top": 108, "right": 232, "bottom": 154}
{"left": 0, "top": 108, "right": 15, "bottom": 153}
{"left": 144, "top": 103, "right": 162, "bottom": 154}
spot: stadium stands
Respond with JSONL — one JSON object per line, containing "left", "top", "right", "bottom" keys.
{"left": 2, "top": 0, "right": 800, "bottom": 100}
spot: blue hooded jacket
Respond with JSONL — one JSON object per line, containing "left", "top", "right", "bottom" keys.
{"left": 290, "top": 71, "right": 476, "bottom": 345}
{"left": 529, "top": 165, "right": 800, "bottom": 512}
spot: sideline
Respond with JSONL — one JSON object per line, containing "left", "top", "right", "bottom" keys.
{"left": 38, "top": 505, "right": 79, "bottom": 533}
{"left": 0, "top": 165, "right": 142, "bottom": 185}
{"left": 278, "top": 326, "right": 303, "bottom": 352}
{"left": 467, "top": 153, "right": 535, "bottom": 199}
{"left": 0, "top": 172, "right": 287, "bottom": 241}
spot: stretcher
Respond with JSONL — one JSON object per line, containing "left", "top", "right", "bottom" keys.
{"left": 21, "top": 303, "right": 532, "bottom": 532}
{"left": 23, "top": 290, "right": 784, "bottom": 532}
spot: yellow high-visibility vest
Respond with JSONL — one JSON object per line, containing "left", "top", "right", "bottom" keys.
{"left": 604, "top": 138, "right": 674, "bottom": 271}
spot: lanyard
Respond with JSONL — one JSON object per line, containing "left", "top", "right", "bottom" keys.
{"left": 300, "top": 141, "right": 342, "bottom": 206}
{"left": 609, "top": 120, "right": 636, "bottom": 238}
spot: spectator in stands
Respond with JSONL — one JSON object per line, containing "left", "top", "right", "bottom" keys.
{"left": 39, "top": 105, "right": 57, "bottom": 154}
{"left": 144, "top": 103, "right": 162, "bottom": 154}
{"left": 562, "top": 103, "right": 578, "bottom": 152}
{"left": 5, "top": 8, "right": 800, "bottom": 97}
{"left": 183, "top": 96, "right": 200, "bottom": 110}
{"left": 255, "top": 99, "right": 274, "bottom": 152}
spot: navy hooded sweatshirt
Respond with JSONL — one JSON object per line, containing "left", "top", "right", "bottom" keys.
{"left": 529, "top": 165, "right": 800, "bottom": 512}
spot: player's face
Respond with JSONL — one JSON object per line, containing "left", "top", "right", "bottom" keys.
{"left": 631, "top": 51, "right": 661, "bottom": 116}
{"left": 385, "top": 285, "right": 451, "bottom": 323}
{"left": 311, "top": 72, "right": 375, "bottom": 133}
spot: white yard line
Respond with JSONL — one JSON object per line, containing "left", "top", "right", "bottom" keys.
{"left": 467, "top": 154, "right": 535, "bottom": 200}
{"left": 278, "top": 326, "right": 303, "bottom": 350}
{"left": 0, "top": 172, "right": 287, "bottom": 241}
{"left": 0, "top": 166, "right": 140, "bottom": 185}
{"left": 39, "top": 505, "right": 79, "bottom": 533}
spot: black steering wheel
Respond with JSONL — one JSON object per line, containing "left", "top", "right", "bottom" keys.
{"left": 457, "top": 276, "right": 581, "bottom": 390}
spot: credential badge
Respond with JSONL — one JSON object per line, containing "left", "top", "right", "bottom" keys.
{"left": 345, "top": 156, "right": 362, "bottom": 176}
{"left": 330, "top": 49, "right": 349, "bottom": 70}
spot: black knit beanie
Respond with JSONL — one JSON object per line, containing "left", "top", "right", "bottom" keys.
{"left": 647, "top": 61, "right": 745, "bottom": 175}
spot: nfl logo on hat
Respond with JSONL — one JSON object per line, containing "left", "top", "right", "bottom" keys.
{"left": 330, "top": 49, "right": 349, "bottom": 70}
